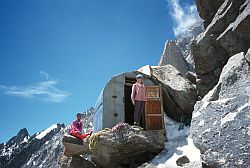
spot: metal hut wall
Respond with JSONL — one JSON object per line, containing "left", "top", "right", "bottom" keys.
{"left": 93, "top": 72, "right": 156, "bottom": 132}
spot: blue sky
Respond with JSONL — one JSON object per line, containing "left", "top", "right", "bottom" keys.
{"left": 0, "top": 0, "right": 199, "bottom": 143}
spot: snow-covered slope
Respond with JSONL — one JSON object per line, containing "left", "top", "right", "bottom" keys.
{"left": 141, "top": 114, "right": 201, "bottom": 168}
{"left": 0, "top": 124, "right": 65, "bottom": 168}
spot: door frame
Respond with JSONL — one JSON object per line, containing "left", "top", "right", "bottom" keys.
{"left": 145, "top": 85, "right": 165, "bottom": 132}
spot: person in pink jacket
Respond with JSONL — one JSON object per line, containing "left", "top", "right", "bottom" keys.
{"left": 70, "top": 113, "right": 92, "bottom": 139}
{"left": 131, "top": 74, "right": 147, "bottom": 125}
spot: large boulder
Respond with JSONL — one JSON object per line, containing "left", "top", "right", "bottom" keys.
{"left": 195, "top": 0, "right": 224, "bottom": 27}
{"left": 190, "top": 51, "right": 250, "bottom": 167}
{"left": 192, "top": 0, "right": 250, "bottom": 97}
{"left": 62, "top": 134, "right": 90, "bottom": 156}
{"left": 152, "top": 65, "right": 197, "bottom": 122}
{"left": 90, "top": 123, "right": 165, "bottom": 168}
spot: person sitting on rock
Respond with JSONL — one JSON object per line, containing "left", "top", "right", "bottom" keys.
{"left": 70, "top": 113, "right": 92, "bottom": 140}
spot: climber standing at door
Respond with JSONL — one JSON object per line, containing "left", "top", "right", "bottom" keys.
{"left": 131, "top": 74, "right": 147, "bottom": 126}
{"left": 69, "top": 113, "right": 92, "bottom": 140}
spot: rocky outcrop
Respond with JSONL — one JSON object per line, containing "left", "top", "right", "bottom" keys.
{"left": 175, "top": 22, "right": 204, "bottom": 71}
{"left": 159, "top": 22, "right": 204, "bottom": 74}
{"left": 195, "top": 0, "right": 224, "bottom": 27}
{"left": 81, "top": 107, "right": 95, "bottom": 132}
{"left": 185, "top": 71, "right": 197, "bottom": 85}
{"left": 190, "top": 51, "right": 250, "bottom": 167}
{"left": 59, "top": 155, "right": 99, "bottom": 168}
{"left": 217, "top": 0, "right": 250, "bottom": 56}
{"left": 192, "top": 0, "right": 250, "bottom": 97}
{"left": 159, "top": 41, "right": 189, "bottom": 75}
{"left": 152, "top": 65, "right": 197, "bottom": 122}
{"left": 62, "top": 123, "right": 165, "bottom": 168}
{"left": 63, "top": 135, "right": 90, "bottom": 156}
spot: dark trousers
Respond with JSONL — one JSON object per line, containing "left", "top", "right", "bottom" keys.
{"left": 134, "top": 100, "right": 145, "bottom": 123}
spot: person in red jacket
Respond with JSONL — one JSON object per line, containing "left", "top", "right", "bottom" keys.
{"left": 69, "top": 113, "right": 92, "bottom": 139}
{"left": 131, "top": 74, "right": 147, "bottom": 125}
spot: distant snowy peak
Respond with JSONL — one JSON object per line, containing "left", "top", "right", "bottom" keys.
{"left": 82, "top": 107, "right": 95, "bottom": 116}
{"left": 81, "top": 107, "right": 95, "bottom": 132}
{"left": 35, "top": 124, "right": 60, "bottom": 139}
{"left": 8, "top": 128, "right": 29, "bottom": 145}
{"left": 0, "top": 123, "right": 65, "bottom": 168}
{"left": 0, "top": 128, "right": 30, "bottom": 158}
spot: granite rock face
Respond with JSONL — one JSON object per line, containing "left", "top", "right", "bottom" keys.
{"left": 195, "top": 0, "right": 224, "bottom": 27}
{"left": 159, "top": 41, "right": 189, "bottom": 76}
{"left": 192, "top": 0, "right": 250, "bottom": 97}
{"left": 159, "top": 22, "right": 204, "bottom": 73}
{"left": 190, "top": 51, "right": 250, "bottom": 167}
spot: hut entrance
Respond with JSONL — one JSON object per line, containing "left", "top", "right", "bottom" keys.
{"left": 145, "top": 86, "right": 164, "bottom": 131}
{"left": 124, "top": 77, "right": 136, "bottom": 126}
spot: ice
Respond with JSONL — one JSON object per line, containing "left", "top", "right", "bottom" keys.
{"left": 35, "top": 124, "right": 58, "bottom": 139}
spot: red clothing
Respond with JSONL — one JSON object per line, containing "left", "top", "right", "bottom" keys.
{"left": 131, "top": 82, "right": 147, "bottom": 102}
{"left": 70, "top": 130, "right": 89, "bottom": 139}
{"left": 69, "top": 120, "right": 92, "bottom": 140}
{"left": 70, "top": 120, "right": 83, "bottom": 133}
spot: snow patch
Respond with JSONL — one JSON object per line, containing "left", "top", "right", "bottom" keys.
{"left": 215, "top": 98, "right": 233, "bottom": 104}
{"left": 192, "top": 111, "right": 201, "bottom": 118}
{"left": 149, "top": 137, "right": 201, "bottom": 167}
{"left": 35, "top": 124, "right": 58, "bottom": 139}
{"left": 221, "top": 112, "right": 238, "bottom": 126}
{"left": 147, "top": 114, "right": 201, "bottom": 167}
{"left": 164, "top": 114, "right": 190, "bottom": 140}
{"left": 237, "top": 102, "right": 250, "bottom": 112}
{"left": 198, "top": 120, "right": 204, "bottom": 127}
{"left": 21, "top": 136, "right": 29, "bottom": 144}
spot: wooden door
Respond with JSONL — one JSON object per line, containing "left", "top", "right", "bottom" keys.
{"left": 145, "top": 86, "right": 164, "bottom": 131}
